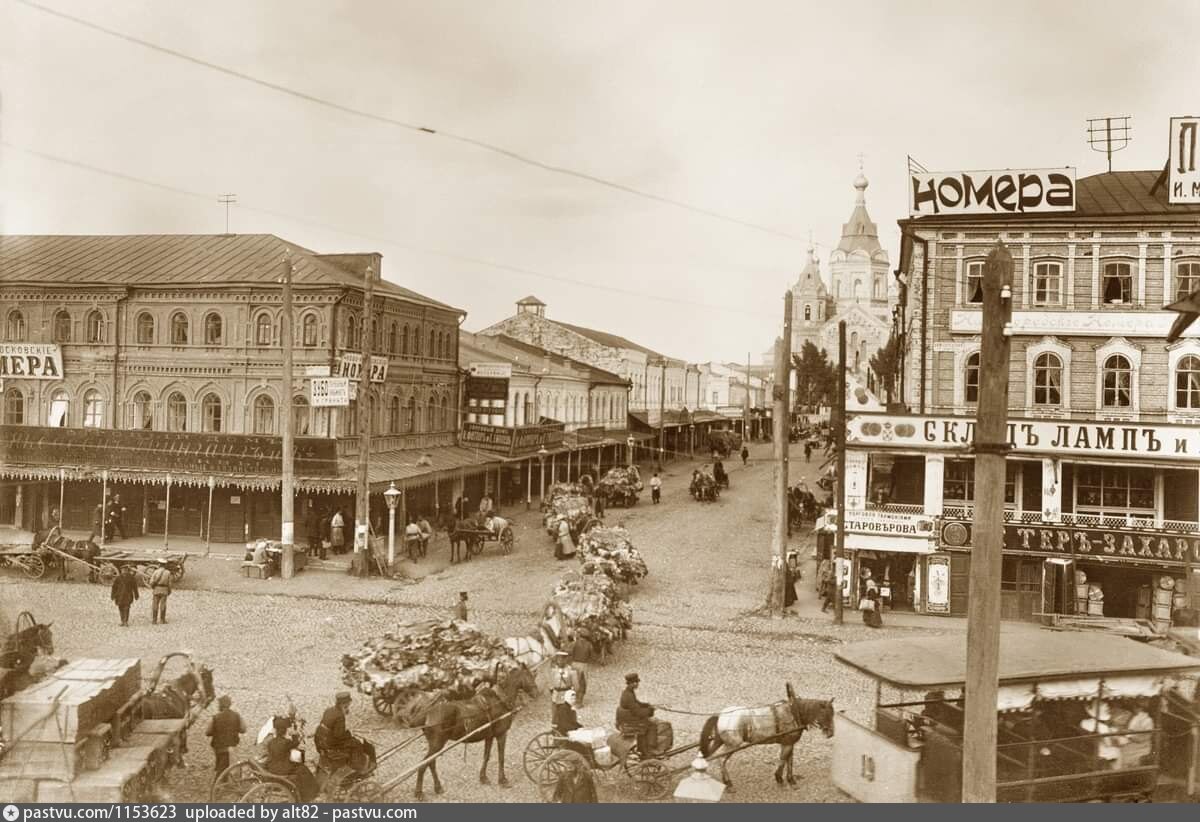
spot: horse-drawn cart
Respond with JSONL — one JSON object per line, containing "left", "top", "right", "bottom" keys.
{"left": 523, "top": 721, "right": 688, "bottom": 801}
{"left": 449, "top": 521, "right": 514, "bottom": 560}
{"left": 833, "top": 630, "right": 1200, "bottom": 803}
{"left": 0, "top": 543, "right": 49, "bottom": 579}
{"left": 93, "top": 550, "right": 188, "bottom": 587}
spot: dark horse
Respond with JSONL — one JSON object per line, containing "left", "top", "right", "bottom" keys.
{"left": 140, "top": 652, "right": 216, "bottom": 758}
{"left": 0, "top": 611, "right": 56, "bottom": 698}
{"left": 413, "top": 664, "right": 537, "bottom": 799}
{"left": 448, "top": 518, "right": 480, "bottom": 564}
{"left": 35, "top": 527, "right": 101, "bottom": 581}
{"left": 699, "top": 684, "right": 834, "bottom": 790}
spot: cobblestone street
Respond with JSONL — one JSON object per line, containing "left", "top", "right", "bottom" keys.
{"left": 3, "top": 442, "right": 946, "bottom": 802}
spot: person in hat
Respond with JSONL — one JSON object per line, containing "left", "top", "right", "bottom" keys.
{"left": 315, "top": 692, "right": 371, "bottom": 769}
{"left": 206, "top": 695, "right": 246, "bottom": 776}
{"left": 266, "top": 715, "right": 318, "bottom": 801}
{"left": 110, "top": 563, "right": 139, "bottom": 627}
{"left": 615, "top": 673, "right": 655, "bottom": 756}
{"left": 454, "top": 591, "right": 469, "bottom": 622}
{"left": 147, "top": 558, "right": 173, "bottom": 625}
{"left": 549, "top": 650, "right": 586, "bottom": 716}
{"left": 552, "top": 689, "right": 595, "bottom": 761}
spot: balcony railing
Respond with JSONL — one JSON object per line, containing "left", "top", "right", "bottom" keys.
{"left": 337, "top": 432, "right": 456, "bottom": 456}
{"left": 865, "top": 503, "right": 926, "bottom": 515}
{"left": 940, "top": 504, "right": 1199, "bottom": 533}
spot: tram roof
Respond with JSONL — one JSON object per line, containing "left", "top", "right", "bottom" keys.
{"left": 836, "top": 629, "right": 1200, "bottom": 689}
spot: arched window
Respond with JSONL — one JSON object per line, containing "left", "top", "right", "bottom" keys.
{"left": 441, "top": 395, "right": 451, "bottom": 429}
{"left": 4, "top": 387, "right": 24, "bottom": 425}
{"left": 166, "top": 392, "right": 188, "bottom": 431}
{"left": 1102, "top": 354, "right": 1132, "bottom": 409}
{"left": 53, "top": 310, "right": 71, "bottom": 343}
{"left": 136, "top": 312, "right": 155, "bottom": 344}
{"left": 345, "top": 399, "right": 358, "bottom": 437}
{"left": 523, "top": 393, "right": 533, "bottom": 425}
{"left": 964, "top": 353, "right": 981, "bottom": 403}
{"left": 82, "top": 389, "right": 104, "bottom": 428}
{"left": 368, "top": 394, "right": 378, "bottom": 435}
{"left": 293, "top": 395, "right": 310, "bottom": 436}
{"left": 302, "top": 314, "right": 319, "bottom": 347}
{"left": 442, "top": 332, "right": 450, "bottom": 360}
{"left": 255, "top": 314, "right": 273, "bottom": 346}
{"left": 372, "top": 319, "right": 380, "bottom": 352}
{"left": 406, "top": 396, "right": 417, "bottom": 432}
{"left": 426, "top": 395, "right": 437, "bottom": 431}
{"left": 344, "top": 313, "right": 359, "bottom": 349}
{"left": 428, "top": 329, "right": 436, "bottom": 359}
{"left": 804, "top": 304, "right": 812, "bottom": 321}
{"left": 389, "top": 395, "right": 401, "bottom": 433}
{"left": 873, "top": 278, "right": 884, "bottom": 300}
{"left": 201, "top": 393, "right": 222, "bottom": 432}
{"left": 401, "top": 325, "right": 410, "bottom": 356}
{"left": 204, "top": 312, "right": 223, "bottom": 345}
{"left": 853, "top": 280, "right": 862, "bottom": 302}
{"left": 170, "top": 312, "right": 189, "bottom": 345}
{"left": 1176, "top": 355, "right": 1200, "bottom": 410}
{"left": 131, "top": 391, "right": 153, "bottom": 429}
{"left": 86, "top": 310, "right": 105, "bottom": 343}
{"left": 48, "top": 389, "right": 69, "bottom": 427}
{"left": 6, "top": 310, "right": 25, "bottom": 341}
{"left": 388, "top": 322, "right": 398, "bottom": 354}
{"left": 414, "top": 327, "right": 422, "bottom": 357}
{"left": 1033, "top": 353, "right": 1063, "bottom": 406}
{"left": 252, "top": 395, "right": 275, "bottom": 435}
{"left": 835, "top": 281, "right": 844, "bottom": 300}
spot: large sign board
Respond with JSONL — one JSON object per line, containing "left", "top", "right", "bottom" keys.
{"left": 925, "top": 555, "right": 951, "bottom": 614}
{"left": 940, "top": 519, "right": 1200, "bottom": 567}
{"left": 0, "top": 343, "right": 63, "bottom": 380}
{"left": 847, "top": 412, "right": 1200, "bottom": 462}
{"left": 469, "top": 362, "right": 513, "bottom": 379}
{"left": 460, "top": 422, "right": 564, "bottom": 456}
{"left": 335, "top": 353, "right": 388, "bottom": 384}
{"left": 909, "top": 168, "right": 1075, "bottom": 216}
{"left": 1170, "top": 116, "right": 1200, "bottom": 204}
{"left": 843, "top": 509, "right": 936, "bottom": 538}
{"left": 309, "top": 377, "right": 350, "bottom": 407}
{"left": 466, "top": 376, "right": 509, "bottom": 402}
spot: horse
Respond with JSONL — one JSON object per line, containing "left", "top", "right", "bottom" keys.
{"left": 412, "top": 663, "right": 538, "bottom": 799}
{"left": 698, "top": 684, "right": 834, "bottom": 790}
{"left": 0, "top": 611, "right": 55, "bottom": 699}
{"left": 449, "top": 518, "right": 480, "bottom": 564}
{"left": 35, "top": 527, "right": 101, "bottom": 581}
{"left": 140, "top": 656, "right": 215, "bottom": 757}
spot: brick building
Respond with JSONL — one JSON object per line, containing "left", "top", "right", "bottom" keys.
{"left": 844, "top": 168, "right": 1200, "bottom": 624}
{"left": 0, "top": 234, "right": 485, "bottom": 545}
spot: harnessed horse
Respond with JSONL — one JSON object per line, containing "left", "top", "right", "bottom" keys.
{"left": 698, "top": 683, "right": 834, "bottom": 789}
{"left": 413, "top": 664, "right": 537, "bottom": 799}
{"left": 34, "top": 527, "right": 101, "bottom": 581}
{"left": 0, "top": 611, "right": 55, "bottom": 699}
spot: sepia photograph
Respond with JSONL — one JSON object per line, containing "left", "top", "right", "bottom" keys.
{"left": 2, "top": 0, "right": 1200, "bottom": 808}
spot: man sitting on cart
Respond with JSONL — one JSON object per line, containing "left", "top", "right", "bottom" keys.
{"left": 484, "top": 512, "right": 509, "bottom": 538}
{"left": 315, "top": 692, "right": 375, "bottom": 772}
{"left": 265, "top": 716, "right": 319, "bottom": 801}
{"left": 615, "top": 672, "right": 655, "bottom": 755}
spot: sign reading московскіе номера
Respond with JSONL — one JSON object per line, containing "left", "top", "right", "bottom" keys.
{"left": 847, "top": 413, "right": 1200, "bottom": 462}
{"left": 0, "top": 343, "right": 63, "bottom": 379}
{"left": 909, "top": 168, "right": 1075, "bottom": 216}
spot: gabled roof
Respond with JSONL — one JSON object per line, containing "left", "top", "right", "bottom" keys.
{"left": 550, "top": 319, "right": 673, "bottom": 361}
{"left": 489, "top": 334, "right": 628, "bottom": 385}
{"left": 0, "top": 234, "right": 461, "bottom": 312}
{"left": 516, "top": 295, "right": 546, "bottom": 306}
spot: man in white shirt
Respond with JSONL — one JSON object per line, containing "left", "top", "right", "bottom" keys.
{"left": 649, "top": 473, "right": 662, "bottom": 504}
{"left": 404, "top": 517, "right": 423, "bottom": 560}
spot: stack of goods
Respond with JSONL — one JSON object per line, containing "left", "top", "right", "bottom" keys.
{"left": 690, "top": 467, "right": 718, "bottom": 499}
{"left": 578, "top": 526, "right": 649, "bottom": 585}
{"left": 341, "top": 619, "right": 518, "bottom": 704}
{"left": 1153, "top": 575, "right": 1177, "bottom": 628}
{"left": 598, "top": 467, "right": 642, "bottom": 505}
{"left": 550, "top": 571, "right": 633, "bottom": 648}
{"left": 544, "top": 482, "right": 588, "bottom": 504}
{"left": 544, "top": 494, "right": 594, "bottom": 536}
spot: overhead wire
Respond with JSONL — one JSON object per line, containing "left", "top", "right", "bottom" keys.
{"left": 13, "top": 0, "right": 801, "bottom": 242}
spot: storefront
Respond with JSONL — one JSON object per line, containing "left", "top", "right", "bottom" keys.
{"left": 811, "top": 509, "right": 936, "bottom": 611}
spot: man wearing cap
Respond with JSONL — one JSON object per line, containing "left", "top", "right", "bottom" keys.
{"left": 549, "top": 650, "right": 585, "bottom": 717}
{"left": 615, "top": 673, "right": 655, "bottom": 755}
{"left": 206, "top": 695, "right": 246, "bottom": 776}
{"left": 148, "top": 558, "right": 173, "bottom": 625}
{"left": 316, "top": 692, "right": 373, "bottom": 770}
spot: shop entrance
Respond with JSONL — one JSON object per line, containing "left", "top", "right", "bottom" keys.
{"left": 1000, "top": 556, "right": 1043, "bottom": 621}
{"left": 1040, "top": 558, "right": 1076, "bottom": 618}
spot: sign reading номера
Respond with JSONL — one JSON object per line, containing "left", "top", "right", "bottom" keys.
{"left": 909, "top": 168, "right": 1075, "bottom": 216}
{"left": 0, "top": 343, "right": 63, "bottom": 379}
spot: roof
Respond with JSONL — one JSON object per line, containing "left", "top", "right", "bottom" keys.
{"left": 836, "top": 630, "right": 1200, "bottom": 689}
{"left": 902, "top": 170, "right": 1200, "bottom": 227}
{"left": 516, "top": 295, "right": 546, "bottom": 306}
{"left": 0, "top": 234, "right": 461, "bottom": 313}
{"left": 837, "top": 175, "right": 884, "bottom": 256}
{"left": 551, "top": 320, "right": 670, "bottom": 360}
{"left": 339, "top": 445, "right": 500, "bottom": 492}
{"left": 793, "top": 248, "right": 828, "bottom": 295}
{"left": 488, "top": 335, "right": 628, "bottom": 385}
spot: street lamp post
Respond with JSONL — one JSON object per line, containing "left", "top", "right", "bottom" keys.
{"left": 689, "top": 423, "right": 695, "bottom": 459}
{"left": 383, "top": 481, "right": 401, "bottom": 571}
{"left": 626, "top": 435, "right": 635, "bottom": 469}
{"left": 537, "top": 446, "right": 549, "bottom": 503}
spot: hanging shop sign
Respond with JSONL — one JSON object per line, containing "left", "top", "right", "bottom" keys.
{"left": 465, "top": 375, "right": 509, "bottom": 402}
{"left": 460, "top": 421, "right": 564, "bottom": 457}
{"left": 334, "top": 353, "right": 388, "bottom": 383}
{"left": 1169, "top": 116, "right": 1200, "bottom": 205}
{"left": 468, "top": 362, "right": 513, "bottom": 379}
{"left": 309, "top": 377, "right": 350, "bottom": 407}
{"left": 843, "top": 509, "right": 936, "bottom": 538}
{"left": 908, "top": 168, "right": 1075, "bottom": 216}
{"left": 925, "top": 555, "right": 951, "bottom": 614}
{"left": 0, "top": 343, "right": 63, "bottom": 379}
{"left": 938, "top": 519, "right": 1200, "bottom": 566}
{"left": 304, "top": 365, "right": 331, "bottom": 378}
{"left": 847, "top": 412, "right": 1200, "bottom": 462}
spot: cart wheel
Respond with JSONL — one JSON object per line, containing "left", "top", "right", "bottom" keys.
{"left": 392, "top": 688, "right": 430, "bottom": 728}
{"left": 631, "top": 758, "right": 672, "bottom": 800}
{"left": 141, "top": 565, "right": 156, "bottom": 588}
{"left": 323, "top": 765, "right": 356, "bottom": 801}
{"left": 500, "top": 527, "right": 514, "bottom": 555}
{"left": 523, "top": 731, "right": 559, "bottom": 781}
{"left": 22, "top": 555, "right": 46, "bottom": 579}
{"left": 344, "top": 780, "right": 384, "bottom": 802}
{"left": 239, "top": 780, "right": 297, "bottom": 803}
{"left": 210, "top": 761, "right": 261, "bottom": 802}
{"left": 536, "top": 749, "right": 590, "bottom": 802}
{"left": 370, "top": 686, "right": 394, "bottom": 717}
{"left": 98, "top": 562, "right": 119, "bottom": 585}
{"left": 469, "top": 537, "right": 484, "bottom": 556}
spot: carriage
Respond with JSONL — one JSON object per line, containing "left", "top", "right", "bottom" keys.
{"left": 0, "top": 542, "right": 50, "bottom": 579}
{"left": 92, "top": 550, "right": 188, "bottom": 587}
{"left": 832, "top": 630, "right": 1200, "bottom": 803}
{"left": 448, "top": 520, "right": 514, "bottom": 560}
{"left": 598, "top": 466, "right": 643, "bottom": 508}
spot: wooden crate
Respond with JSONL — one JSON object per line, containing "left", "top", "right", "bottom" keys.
{"left": 55, "top": 658, "right": 141, "bottom": 705}
{"left": 1, "top": 658, "right": 140, "bottom": 745}
{"left": 1, "top": 736, "right": 93, "bottom": 781}
{"left": 34, "top": 746, "right": 156, "bottom": 803}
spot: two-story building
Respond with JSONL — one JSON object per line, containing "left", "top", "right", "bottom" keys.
{"left": 0, "top": 234, "right": 487, "bottom": 544}
{"left": 847, "top": 168, "right": 1200, "bottom": 626}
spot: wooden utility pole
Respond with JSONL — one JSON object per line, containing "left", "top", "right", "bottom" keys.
{"left": 744, "top": 351, "right": 751, "bottom": 441}
{"left": 280, "top": 254, "right": 296, "bottom": 579}
{"left": 962, "top": 241, "right": 1014, "bottom": 802}
{"left": 833, "top": 320, "right": 847, "bottom": 626}
{"left": 766, "top": 292, "right": 792, "bottom": 614}
{"left": 658, "top": 359, "right": 667, "bottom": 465}
{"left": 353, "top": 265, "right": 376, "bottom": 578}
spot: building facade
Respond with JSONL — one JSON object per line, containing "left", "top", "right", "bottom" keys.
{"left": 0, "top": 234, "right": 479, "bottom": 544}
{"left": 848, "top": 169, "right": 1200, "bottom": 625}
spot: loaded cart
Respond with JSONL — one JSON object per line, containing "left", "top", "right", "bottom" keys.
{"left": 831, "top": 630, "right": 1200, "bottom": 803}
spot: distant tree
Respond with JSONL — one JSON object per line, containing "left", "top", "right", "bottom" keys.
{"left": 869, "top": 334, "right": 903, "bottom": 404}
{"left": 792, "top": 341, "right": 836, "bottom": 412}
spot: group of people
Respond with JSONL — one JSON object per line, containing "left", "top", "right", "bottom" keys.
{"left": 90, "top": 493, "right": 127, "bottom": 543}
{"left": 302, "top": 505, "right": 350, "bottom": 560}
{"left": 109, "top": 558, "right": 174, "bottom": 625}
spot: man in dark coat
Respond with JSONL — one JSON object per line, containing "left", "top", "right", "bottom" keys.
{"left": 615, "top": 673, "right": 655, "bottom": 755}
{"left": 315, "top": 692, "right": 374, "bottom": 769}
{"left": 110, "top": 564, "right": 139, "bottom": 626}
{"left": 205, "top": 695, "right": 245, "bottom": 776}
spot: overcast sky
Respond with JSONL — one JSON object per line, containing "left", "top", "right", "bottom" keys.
{"left": 3, "top": 0, "right": 1198, "bottom": 363}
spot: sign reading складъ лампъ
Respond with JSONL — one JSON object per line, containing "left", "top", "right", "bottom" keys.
{"left": 909, "top": 168, "right": 1075, "bottom": 216}
{"left": 0, "top": 343, "right": 63, "bottom": 379}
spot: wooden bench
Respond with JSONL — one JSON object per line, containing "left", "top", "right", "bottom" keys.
{"left": 241, "top": 562, "right": 268, "bottom": 579}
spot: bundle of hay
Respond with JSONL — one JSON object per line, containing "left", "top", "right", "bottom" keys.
{"left": 578, "top": 526, "right": 648, "bottom": 585}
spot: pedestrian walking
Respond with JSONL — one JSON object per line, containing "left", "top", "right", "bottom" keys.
{"left": 783, "top": 552, "right": 800, "bottom": 613}
{"left": 650, "top": 472, "right": 662, "bottom": 504}
{"left": 330, "top": 509, "right": 345, "bottom": 554}
{"left": 305, "top": 503, "right": 320, "bottom": 555}
{"left": 110, "top": 564, "right": 139, "bottom": 626}
{"left": 593, "top": 486, "right": 606, "bottom": 519}
{"left": 804, "top": 441, "right": 813, "bottom": 462}
{"left": 148, "top": 558, "right": 173, "bottom": 625}
{"left": 861, "top": 587, "right": 883, "bottom": 628}
{"left": 107, "top": 494, "right": 127, "bottom": 541}
{"left": 92, "top": 497, "right": 107, "bottom": 542}
{"left": 556, "top": 517, "right": 576, "bottom": 560}
{"left": 206, "top": 695, "right": 246, "bottom": 777}
{"left": 453, "top": 591, "right": 469, "bottom": 622}
{"left": 740, "top": 445, "right": 749, "bottom": 466}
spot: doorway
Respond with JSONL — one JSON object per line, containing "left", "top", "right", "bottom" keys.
{"left": 1041, "top": 558, "right": 1076, "bottom": 617}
